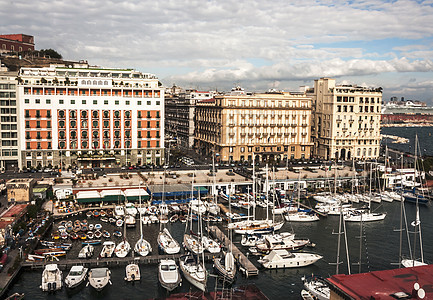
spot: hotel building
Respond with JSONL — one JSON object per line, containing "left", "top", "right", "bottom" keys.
{"left": 0, "top": 71, "right": 19, "bottom": 171}
{"left": 17, "top": 65, "right": 164, "bottom": 169}
{"left": 165, "top": 88, "right": 216, "bottom": 149}
{"left": 310, "top": 78, "right": 382, "bottom": 160}
{"left": 195, "top": 88, "right": 313, "bottom": 163}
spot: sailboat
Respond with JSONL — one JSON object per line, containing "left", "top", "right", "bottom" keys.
{"left": 401, "top": 135, "right": 427, "bottom": 268}
{"left": 206, "top": 151, "right": 220, "bottom": 215}
{"left": 157, "top": 167, "right": 180, "bottom": 254}
{"left": 284, "top": 172, "right": 319, "bottom": 222}
{"left": 115, "top": 208, "right": 130, "bottom": 258}
{"left": 213, "top": 185, "right": 236, "bottom": 284}
{"left": 228, "top": 163, "right": 284, "bottom": 235}
{"left": 134, "top": 181, "right": 152, "bottom": 257}
{"left": 344, "top": 162, "right": 386, "bottom": 222}
{"left": 183, "top": 173, "right": 204, "bottom": 254}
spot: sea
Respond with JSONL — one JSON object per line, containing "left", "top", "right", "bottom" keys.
{"left": 4, "top": 126, "right": 433, "bottom": 300}
{"left": 5, "top": 201, "right": 433, "bottom": 300}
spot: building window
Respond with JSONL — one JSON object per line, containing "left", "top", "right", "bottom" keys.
{"left": 147, "top": 111, "right": 151, "bottom": 118}
{"left": 82, "top": 100, "right": 86, "bottom": 104}
{"left": 46, "top": 99, "right": 51, "bottom": 104}
{"left": 138, "top": 141, "right": 141, "bottom": 148}
{"left": 59, "top": 99, "right": 64, "bottom": 104}
{"left": 25, "top": 99, "right": 29, "bottom": 104}
{"left": 35, "top": 99, "right": 40, "bottom": 104}
{"left": 156, "top": 101, "right": 160, "bottom": 105}
{"left": 126, "top": 100, "right": 130, "bottom": 105}
{"left": 104, "top": 100, "right": 108, "bottom": 105}
{"left": 71, "top": 99, "right": 75, "bottom": 104}
{"left": 93, "top": 100, "right": 97, "bottom": 105}
{"left": 147, "top": 141, "right": 151, "bottom": 147}
{"left": 115, "top": 100, "right": 119, "bottom": 105}
{"left": 147, "top": 101, "right": 151, "bottom": 105}
{"left": 156, "top": 141, "right": 160, "bottom": 147}
{"left": 241, "top": 147, "right": 245, "bottom": 153}
{"left": 138, "top": 101, "right": 142, "bottom": 105}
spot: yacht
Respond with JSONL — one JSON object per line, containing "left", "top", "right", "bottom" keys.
{"left": 285, "top": 211, "right": 320, "bottom": 222}
{"left": 202, "top": 236, "right": 221, "bottom": 253}
{"left": 40, "top": 264, "right": 62, "bottom": 292}
{"left": 100, "top": 241, "right": 116, "bottom": 258}
{"left": 258, "top": 249, "right": 322, "bottom": 269}
{"left": 78, "top": 244, "right": 94, "bottom": 259}
{"left": 125, "top": 203, "right": 138, "bottom": 216}
{"left": 124, "top": 263, "right": 140, "bottom": 281}
{"left": 179, "top": 254, "right": 207, "bottom": 291}
{"left": 65, "top": 265, "right": 88, "bottom": 289}
{"left": 125, "top": 215, "right": 136, "bottom": 227}
{"left": 255, "top": 233, "right": 309, "bottom": 253}
{"left": 158, "top": 259, "right": 182, "bottom": 292}
{"left": 158, "top": 228, "right": 180, "bottom": 254}
{"left": 88, "top": 267, "right": 111, "bottom": 291}
{"left": 301, "top": 275, "right": 330, "bottom": 300}
{"left": 229, "top": 219, "right": 284, "bottom": 235}
{"left": 344, "top": 210, "right": 386, "bottom": 222}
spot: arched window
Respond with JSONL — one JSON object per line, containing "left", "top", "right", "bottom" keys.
{"left": 92, "top": 110, "right": 98, "bottom": 118}
{"left": 92, "top": 120, "right": 98, "bottom": 128}
{"left": 59, "top": 131, "right": 65, "bottom": 138}
{"left": 114, "top": 110, "right": 120, "bottom": 118}
{"left": 70, "top": 141, "right": 77, "bottom": 149}
{"left": 70, "top": 110, "right": 76, "bottom": 118}
{"left": 87, "top": 80, "right": 91, "bottom": 85}
{"left": 114, "top": 120, "right": 120, "bottom": 128}
{"left": 125, "top": 110, "right": 131, "bottom": 118}
{"left": 59, "top": 141, "right": 65, "bottom": 148}
{"left": 103, "top": 111, "right": 109, "bottom": 118}
{"left": 92, "top": 131, "right": 99, "bottom": 138}
{"left": 70, "top": 131, "right": 77, "bottom": 139}
{"left": 103, "top": 121, "right": 109, "bottom": 128}
{"left": 82, "top": 141, "right": 88, "bottom": 148}
{"left": 81, "top": 120, "right": 88, "bottom": 128}
{"left": 59, "top": 120, "right": 65, "bottom": 128}
{"left": 81, "top": 80, "right": 86, "bottom": 85}
{"left": 93, "top": 141, "right": 99, "bottom": 148}
{"left": 58, "top": 110, "right": 65, "bottom": 118}
{"left": 70, "top": 120, "right": 76, "bottom": 128}
{"left": 93, "top": 80, "right": 97, "bottom": 85}
{"left": 114, "top": 131, "right": 120, "bottom": 138}
{"left": 104, "top": 131, "right": 110, "bottom": 138}
{"left": 125, "top": 140, "right": 131, "bottom": 148}
{"left": 125, "top": 131, "right": 130, "bottom": 138}
{"left": 114, "top": 140, "right": 120, "bottom": 148}
{"left": 125, "top": 121, "right": 130, "bottom": 127}
{"left": 81, "top": 110, "right": 87, "bottom": 118}
{"left": 104, "top": 141, "right": 109, "bottom": 148}
{"left": 82, "top": 131, "right": 88, "bottom": 138}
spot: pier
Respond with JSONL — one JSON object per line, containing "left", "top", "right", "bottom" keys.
{"left": 208, "top": 226, "right": 259, "bottom": 277}
{"left": 22, "top": 252, "right": 221, "bottom": 270}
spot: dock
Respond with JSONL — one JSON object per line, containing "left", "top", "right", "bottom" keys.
{"left": 208, "top": 226, "right": 259, "bottom": 277}
{"left": 22, "top": 252, "right": 221, "bottom": 270}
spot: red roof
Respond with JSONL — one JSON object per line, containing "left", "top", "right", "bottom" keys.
{"left": 0, "top": 220, "right": 13, "bottom": 230}
{"left": 327, "top": 264, "right": 433, "bottom": 299}
{"left": 2, "top": 204, "right": 28, "bottom": 218}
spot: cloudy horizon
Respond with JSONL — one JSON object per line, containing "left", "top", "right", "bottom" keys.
{"left": 2, "top": 0, "right": 433, "bottom": 103}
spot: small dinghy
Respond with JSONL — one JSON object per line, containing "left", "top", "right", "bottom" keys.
{"left": 125, "top": 263, "right": 140, "bottom": 282}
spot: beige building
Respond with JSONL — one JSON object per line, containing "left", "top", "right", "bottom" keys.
{"left": 6, "top": 178, "right": 34, "bottom": 203}
{"left": 310, "top": 78, "right": 382, "bottom": 160}
{"left": 195, "top": 88, "right": 313, "bottom": 163}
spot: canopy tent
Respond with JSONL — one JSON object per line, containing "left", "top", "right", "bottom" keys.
{"left": 123, "top": 188, "right": 150, "bottom": 202}
{"left": 75, "top": 190, "right": 101, "bottom": 203}
{"left": 150, "top": 184, "right": 208, "bottom": 204}
{"left": 100, "top": 189, "right": 125, "bottom": 202}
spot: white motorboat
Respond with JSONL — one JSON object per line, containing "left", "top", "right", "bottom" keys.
{"left": 202, "top": 236, "right": 221, "bottom": 253}
{"left": 183, "top": 233, "right": 204, "bottom": 254}
{"left": 255, "top": 233, "right": 309, "bottom": 253}
{"left": 100, "top": 241, "right": 116, "bottom": 258}
{"left": 40, "top": 264, "right": 62, "bottom": 292}
{"left": 301, "top": 275, "right": 330, "bottom": 300}
{"left": 114, "top": 205, "right": 124, "bottom": 218}
{"left": 315, "top": 203, "right": 355, "bottom": 216}
{"left": 401, "top": 259, "right": 428, "bottom": 268}
{"left": 285, "top": 212, "right": 320, "bottom": 222}
{"left": 240, "top": 234, "right": 266, "bottom": 247}
{"left": 179, "top": 254, "right": 207, "bottom": 291}
{"left": 158, "top": 259, "right": 182, "bottom": 292}
{"left": 125, "top": 215, "right": 136, "bottom": 227}
{"left": 158, "top": 228, "right": 180, "bottom": 254}
{"left": 134, "top": 237, "right": 152, "bottom": 257}
{"left": 88, "top": 267, "right": 111, "bottom": 291}
{"left": 65, "top": 265, "right": 88, "bottom": 289}
{"left": 141, "top": 215, "right": 151, "bottom": 225}
{"left": 78, "top": 244, "right": 94, "bottom": 259}
{"left": 230, "top": 219, "right": 284, "bottom": 235}
{"left": 258, "top": 249, "right": 322, "bottom": 269}
{"left": 125, "top": 203, "right": 138, "bottom": 216}
{"left": 124, "top": 263, "right": 140, "bottom": 281}
{"left": 190, "top": 199, "right": 207, "bottom": 215}
{"left": 213, "top": 251, "right": 236, "bottom": 284}
{"left": 344, "top": 210, "right": 386, "bottom": 222}
{"left": 115, "top": 239, "right": 131, "bottom": 258}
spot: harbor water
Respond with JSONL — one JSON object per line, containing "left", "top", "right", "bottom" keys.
{"left": 381, "top": 126, "right": 433, "bottom": 156}
{"left": 5, "top": 201, "right": 433, "bottom": 299}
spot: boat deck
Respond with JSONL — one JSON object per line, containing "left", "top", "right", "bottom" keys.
{"left": 208, "top": 226, "right": 259, "bottom": 277}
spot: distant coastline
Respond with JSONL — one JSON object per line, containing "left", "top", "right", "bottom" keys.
{"left": 381, "top": 122, "right": 433, "bottom": 127}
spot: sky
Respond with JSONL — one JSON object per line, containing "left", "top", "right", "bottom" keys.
{"left": 2, "top": 0, "right": 433, "bottom": 104}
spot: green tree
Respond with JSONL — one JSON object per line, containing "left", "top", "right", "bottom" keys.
{"left": 39, "top": 48, "right": 63, "bottom": 59}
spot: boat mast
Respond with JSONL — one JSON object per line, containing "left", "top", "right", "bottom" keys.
{"left": 139, "top": 181, "right": 143, "bottom": 239}
{"left": 252, "top": 153, "right": 256, "bottom": 220}
{"left": 266, "top": 164, "right": 269, "bottom": 221}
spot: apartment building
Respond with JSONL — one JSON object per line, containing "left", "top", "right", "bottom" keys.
{"left": 17, "top": 65, "right": 164, "bottom": 169}
{"left": 195, "top": 88, "right": 313, "bottom": 163}
{"left": 310, "top": 78, "right": 382, "bottom": 160}
{"left": 0, "top": 71, "right": 19, "bottom": 171}
{"left": 165, "top": 89, "right": 216, "bottom": 149}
